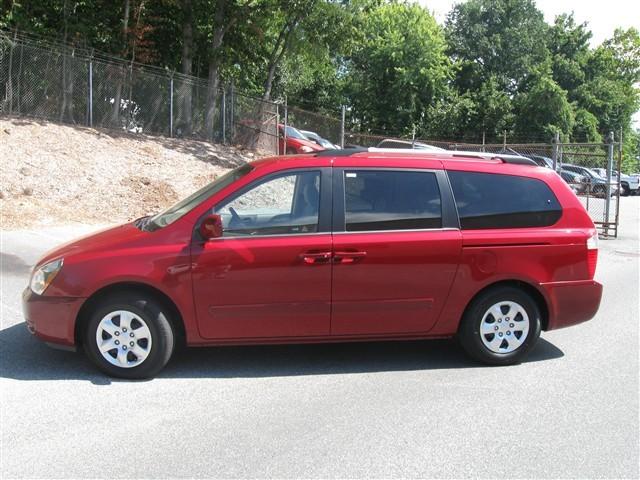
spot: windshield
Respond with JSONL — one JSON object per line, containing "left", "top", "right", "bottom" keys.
{"left": 302, "top": 131, "right": 336, "bottom": 149}
{"left": 284, "top": 126, "right": 307, "bottom": 140}
{"left": 566, "top": 166, "right": 596, "bottom": 179}
{"left": 319, "top": 138, "right": 337, "bottom": 149}
{"left": 146, "top": 163, "right": 254, "bottom": 230}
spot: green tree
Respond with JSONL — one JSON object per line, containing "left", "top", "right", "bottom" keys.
{"left": 515, "top": 75, "right": 574, "bottom": 141}
{"left": 445, "top": 0, "right": 549, "bottom": 94}
{"left": 572, "top": 108, "right": 602, "bottom": 143}
{"left": 344, "top": 2, "right": 451, "bottom": 134}
{"left": 578, "top": 28, "right": 640, "bottom": 136}
{"left": 548, "top": 13, "right": 591, "bottom": 96}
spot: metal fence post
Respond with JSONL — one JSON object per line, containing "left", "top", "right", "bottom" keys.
{"left": 551, "top": 132, "right": 559, "bottom": 171}
{"left": 558, "top": 142, "right": 563, "bottom": 170}
{"left": 169, "top": 75, "right": 174, "bottom": 137}
{"left": 7, "top": 31, "right": 16, "bottom": 114}
{"left": 340, "top": 105, "right": 346, "bottom": 148}
{"left": 615, "top": 127, "right": 623, "bottom": 238}
{"left": 16, "top": 37, "right": 24, "bottom": 114}
{"left": 275, "top": 103, "right": 280, "bottom": 155}
{"left": 221, "top": 86, "right": 226, "bottom": 144}
{"left": 283, "top": 97, "right": 288, "bottom": 154}
{"left": 230, "top": 81, "right": 235, "bottom": 141}
{"left": 88, "top": 57, "right": 93, "bottom": 127}
{"left": 604, "top": 131, "right": 614, "bottom": 235}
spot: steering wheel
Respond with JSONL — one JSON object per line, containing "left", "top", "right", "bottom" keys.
{"left": 228, "top": 206, "right": 241, "bottom": 224}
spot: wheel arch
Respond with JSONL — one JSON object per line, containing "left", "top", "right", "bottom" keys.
{"left": 75, "top": 282, "right": 186, "bottom": 347}
{"left": 459, "top": 279, "right": 550, "bottom": 332}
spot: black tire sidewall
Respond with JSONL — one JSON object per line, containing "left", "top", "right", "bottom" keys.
{"left": 459, "top": 287, "right": 542, "bottom": 366}
{"left": 83, "top": 293, "right": 174, "bottom": 379}
{"left": 621, "top": 184, "right": 629, "bottom": 196}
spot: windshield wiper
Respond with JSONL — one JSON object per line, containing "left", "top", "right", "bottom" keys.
{"left": 133, "top": 215, "right": 154, "bottom": 231}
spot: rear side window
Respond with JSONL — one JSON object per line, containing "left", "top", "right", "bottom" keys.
{"left": 344, "top": 170, "right": 442, "bottom": 231}
{"left": 448, "top": 171, "right": 561, "bottom": 229}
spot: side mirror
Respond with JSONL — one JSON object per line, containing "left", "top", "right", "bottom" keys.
{"left": 199, "top": 214, "right": 223, "bottom": 240}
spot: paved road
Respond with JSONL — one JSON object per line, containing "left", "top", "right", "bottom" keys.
{"left": 1, "top": 202, "right": 638, "bottom": 479}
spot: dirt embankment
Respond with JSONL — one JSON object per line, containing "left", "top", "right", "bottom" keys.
{"left": 0, "top": 118, "right": 261, "bottom": 228}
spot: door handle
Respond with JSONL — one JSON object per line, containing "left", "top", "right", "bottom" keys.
{"left": 299, "top": 251, "right": 332, "bottom": 265}
{"left": 333, "top": 251, "right": 367, "bottom": 264}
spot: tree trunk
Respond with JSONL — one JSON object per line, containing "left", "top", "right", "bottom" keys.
{"left": 205, "top": 0, "right": 227, "bottom": 141}
{"left": 261, "top": 15, "right": 300, "bottom": 102}
{"left": 110, "top": 0, "right": 131, "bottom": 126}
{"left": 180, "top": 0, "right": 194, "bottom": 135}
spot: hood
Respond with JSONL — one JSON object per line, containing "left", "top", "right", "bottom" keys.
{"left": 290, "top": 137, "right": 325, "bottom": 151}
{"left": 36, "top": 221, "right": 146, "bottom": 267}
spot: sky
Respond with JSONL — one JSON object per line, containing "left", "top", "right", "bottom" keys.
{"left": 419, "top": 0, "right": 640, "bottom": 46}
{"left": 418, "top": 0, "right": 640, "bottom": 127}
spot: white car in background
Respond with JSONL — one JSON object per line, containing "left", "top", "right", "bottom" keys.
{"left": 591, "top": 168, "right": 640, "bottom": 196}
{"left": 301, "top": 130, "right": 339, "bottom": 150}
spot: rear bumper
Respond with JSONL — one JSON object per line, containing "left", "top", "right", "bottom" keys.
{"left": 22, "top": 287, "right": 84, "bottom": 348}
{"left": 541, "top": 280, "right": 603, "bottom": 331}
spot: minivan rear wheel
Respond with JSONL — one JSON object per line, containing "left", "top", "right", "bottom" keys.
{"left": 458, "top": 286, "right": 541, "bottom": 366}
{"left": 83, "top": 293, "right": 175, "bottom": 379}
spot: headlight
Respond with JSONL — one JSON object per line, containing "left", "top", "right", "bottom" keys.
{"left": 300, "top": 145, "right": 314, "bottom": 153}
{"left": 30, "top": 258, "right": 64, "bottom": 295}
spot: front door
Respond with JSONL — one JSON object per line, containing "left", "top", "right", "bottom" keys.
{"left": 191, "top": 168, "right": 333, "bottom": 339}
{"left": 331, "top": 168, "right": 462, "bottom": 336}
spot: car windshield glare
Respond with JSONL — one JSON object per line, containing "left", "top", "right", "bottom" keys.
{"left": 146, "top": 163, "right": 254, "bottom": 230}
{"left": 284, "top": 126, "right": 307, "bottom": 140}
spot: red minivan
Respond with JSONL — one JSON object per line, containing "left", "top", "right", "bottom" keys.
{"left": 23, "top": 149, "right": 603, "bottom": 378}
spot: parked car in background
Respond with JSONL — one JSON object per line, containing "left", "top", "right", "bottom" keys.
{"left": 561, "top": 164, "right": 619, "bottom": 197}
{"left": 559, "top": 170, "right": 587, "bottom": 194}
{"left": 525, "top": 154, "right": 555, "bottom": 170}
{"left": 23, "top": 149, "right": 602, "bottom": 378}
{"left": 278, "top": 125, "right": 325, "bottom": 154}
{"left": 376, "top": 139, "right": 446, "bottom": 151}
{"left": 512, "top": 153, "right": 585, "bottom": 194}
{"left": 301, "top": 130, "right": 339, "bottom": 150}
{"left": 590, "top": 168, "right": 639, "bottom": 196}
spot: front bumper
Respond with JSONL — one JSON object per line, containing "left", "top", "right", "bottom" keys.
{"left": 22, "top": 287, "right": 84, "bottom": 348}
{"left": 541, "top": 280, "right": 603, "bottom": 331}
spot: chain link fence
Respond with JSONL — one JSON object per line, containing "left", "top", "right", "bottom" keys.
{"left": 0, "top": 30, "right": 279, "bottom": 153}
{"left": 0, "top": 29, "right": 625, "bottom": 236}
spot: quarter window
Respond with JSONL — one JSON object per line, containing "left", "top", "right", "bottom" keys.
{"left": 448, "top": 171, "right": 562, "bottom": 229}
{"left": 343, "top": 170, "right": 442, "bottom": 231}
{"left": 215, "top": 171, "right": 320, "bottom": 236}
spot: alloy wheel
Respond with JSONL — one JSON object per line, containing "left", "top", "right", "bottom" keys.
{"left": 95, "top": 310, "right": 153, "bottom": 368}
{"left": 479, "top": 301, "right": 530, "bottom": 354}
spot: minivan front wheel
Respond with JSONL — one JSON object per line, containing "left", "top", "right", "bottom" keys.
{"left": 458, "top": 286, "right": 541, "bottom": 366}
{"left": 83, "top": 293, "right": 175, "bottom": 379}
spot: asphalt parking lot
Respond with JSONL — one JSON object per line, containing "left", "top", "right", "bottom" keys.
{"left": 1, "top": 199, "right": 638, "bottom": 479}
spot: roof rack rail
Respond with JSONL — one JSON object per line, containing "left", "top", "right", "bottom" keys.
{"left": 315, "top": 147, "right": 538, "bottom": 166}
{"left": 315, "top": 147, "right": 368, "bottom": 157}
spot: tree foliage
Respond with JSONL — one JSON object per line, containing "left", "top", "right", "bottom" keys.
{"left": 344, "top": 2, "right": 450, "bottom": 134}
{"left": 1, "top": 0, "right": 639, "bottom": 151}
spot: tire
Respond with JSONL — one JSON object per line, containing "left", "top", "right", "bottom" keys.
{"left": 620, "top": 183, "right": 629, "bottom": 197}
{"left": 83, "top": 293, "right": 175, "bottom": 379}
{"left": 592, "top": 184, "right": 606, "bottom": 197}
{"left": 458, "top": 286, "right": 541, "bottom": 366}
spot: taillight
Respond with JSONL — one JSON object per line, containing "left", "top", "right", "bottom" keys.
{"left": 586, "top": 232, "right": 598, "bottom": 279}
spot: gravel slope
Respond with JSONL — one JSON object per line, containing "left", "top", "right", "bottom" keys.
{"left": 0, "top": 117, "right": 258, "bottom": 228}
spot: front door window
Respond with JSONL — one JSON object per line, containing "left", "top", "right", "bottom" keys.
{"left": 215, "top": 171, "right": 320, "bottom": 236}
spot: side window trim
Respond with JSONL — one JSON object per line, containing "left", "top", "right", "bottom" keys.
{"left": 331, "top": 167, "right": 458, "bottom": 233}
{"left": 193, "top": 167, "right": 332, "bottom": 241}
